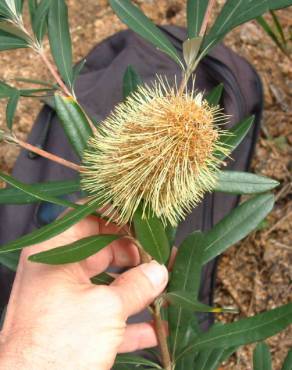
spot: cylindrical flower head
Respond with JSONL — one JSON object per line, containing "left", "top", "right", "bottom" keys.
{"left": 81, "top": 79, "right": 231, "bottom": 226}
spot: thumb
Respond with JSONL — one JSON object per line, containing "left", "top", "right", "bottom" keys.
{"left": 110, "top": 261, "right": 168, "bottom": 318}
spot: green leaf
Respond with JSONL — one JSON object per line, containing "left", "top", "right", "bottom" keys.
{"left": 253, "top": 342, "right": 272, "bottom": 370}
{"left": 179, "top": 303, "right": 292, "bottom": 359}
{"left": 54, "top": 94, "right": 93, "bottom": 158}
{"left": 217, "top": 346, "right": 238, "bottom": 366}
{"left": 193, "top": 348, "right": 225, "bottom": 370}
{"left": 33, "top": 0, "right": 52, "bottom": 42}
{"left": 215, "top": 171, "right": 279, "bottom": 195}
{"left": 0, "top": 29, "right": 28, "bottom": 50}
{"left": 0, "top": 250, "right": 19, "bottom": 271}
{"left": 216, "top": 116, "right": 254, "bottom": 160}
{"left": 282, "top": 350, "right": 292, "bottom": 370}
{"left": 114, "top": 354, "right": 161, "bottom": 369}
{"left": 72, "top": 59, "right": 87, "bottom": 87}
{"left": 15, "top": 77, "right": 55, "bottom": 88}
{"left": 168, "top": 232, "right": 205, "bottom": 360}
{"left": 0, "top": 178, "right": 80, "bottom": 204}
{"left": 14, "top": 0, "right": 23, "bottom": 15}
{"left": 91, "top": 272, "right": 115, "bottom": 285}
{"left": 123, "top": 65, "right": 142, "bottom": 100}
{"left": 271, "top": 10, "right": 286, "bottom": 46}
{"left": 165, "top": 223, "right": 177, "bottom": 246}
{"left": 29, "top": 234, "right": 119, "bottom": 265}
{"left": 0, "top": 1, "right": 22, "bottom": 18}
{"left": 187, "top": 0, "right": 209, "bottom": 38}
{"left": 28, "top": 0, "right": 37, "bottom": 20}
{"left": 6, "top": 89, "right": 19, "bottom": 129}
{"left": 133, "top": 206, "right": 170, "bottom": 264}
{"left": 0, "top": 171, "right": 78, "bottom": 209}
{"left": 109, "top": 0, "right": 183, "bottom": 69}
{"left": 203, "top": 193, "right": 274, "bottom": 264}
{"left": 165, "top": 291, "right": 237, "bottom": 313}
{"left": 48, "top": 0, "right": 73, "bottom": 88}
{"left": 0, "top": 198, "right": 101, "bottom": 254}
{"left": 19, "top": 87, "right": 54, "bottom": 97}
{"left": 0, "top": 81, "right": 14, "bottom": 98}
{"left": 206, "top": 84, "right": 224, "bottom": 107}
{"left": 201, "top": 0, "right": 292, "bottom": 57}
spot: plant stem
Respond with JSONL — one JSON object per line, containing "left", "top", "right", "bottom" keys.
{"left": 6, "top": 135, "right": 81, "bottom": 172}
{"left": 199, "top": 0, "right": 216, "bottom": 37}
{"left": 153, "top": 301, "right": 173, "bottom": 370}
{"left": 38, "top": 51, "right": 72, "bottom": 97}
{"left": 179, "top": 0, "right": 216, "bottom": 94}
{"left": 135, "top": 244, "right": 173, "bottom": 370}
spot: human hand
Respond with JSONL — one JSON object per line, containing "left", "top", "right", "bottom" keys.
{"left": 0, "top": 215, "right": 168, "bottom": 370}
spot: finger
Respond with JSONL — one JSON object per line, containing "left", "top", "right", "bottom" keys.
{"left": 118, "top": 322, "right": 158, "bottom": 353}
{"left": 80, "top": 237, "right": 140, "bottom": 278}
{"left": 110, "top": 261, "right": 168, "bottom": 318}
{"left": 80, "top": 219, "right": 140, "bottom": 278}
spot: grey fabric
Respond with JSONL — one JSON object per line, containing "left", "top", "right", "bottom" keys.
{"left": 0, "top": 26, "right": 263, "bottom": 330}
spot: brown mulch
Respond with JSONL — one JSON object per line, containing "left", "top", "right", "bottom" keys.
{"left": 0, "top": 1, "right": 291, "bottom": 369}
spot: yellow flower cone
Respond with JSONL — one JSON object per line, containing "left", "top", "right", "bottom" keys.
{"left": 81, "top": 78, "right": 231, "bottom": 226}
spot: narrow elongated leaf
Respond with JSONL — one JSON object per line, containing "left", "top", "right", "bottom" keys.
{"left": 179, "top": 303, "right": 292, "bottom": 359}
{"left": 29, "top": 234, "right": 119, "bottom": 265}
{"left": 28, "top": 0, "right": 37, "bottom": 20}
{"left": 216, "top": 116, "right": 254, "bottom": 160}
{"left": 48, "top": 0, "right": 73, "bottom": 87}
{"left": 217, "top": 346, "right": 238, "bottom": 365}
{"left": 54, "top": 94, "right": 93, "bottom": 158}
{"left": 0, "top": 29, "right": 28, "bottom": 50}
{"left": 0, "top": 171, "right": 78, "bottom": 209}
{"left": 14, "top": 0, "right": 23, "bottom": 15}
{"left": 271, "top": 11, "right": 286, "bottom": 46}
{"left": 133, "top": 206, "right": 170, "bottom": 264}
{"left": 0, "top": 179, "right": 80, "bottom": 204}
{"left": 0, "top": 251, "right": 19, "bottom": 271}
{"left": 282, "top": 350, "right": 292, "bottom": 370}
{"left": 253, "top": 342, "right": 272, "bottom": 370}
{"left": 33, "top": 0, "right": 51, "bottom": 42}
{"left": 187, "top": 0, "right": 209, "bottom": 38}
{"left": 72, "top": 59, "right": 87, "bottom": 87}
{"left": 215, "top": 171, "right": 279, "bottom": 195}
{"left": 114, "top": 355, "right": 161, "bottom": 369}
{"left": 6, "top": 89, "right": 19, "bottom": 129}
{"left": 109, "top": 0, "right": 183, "bottom": 68}
{"left": 257, "top": 16, "right": 285, "bottom": 53}
{"left": 193, "top": 348, "right": 225, "bottom": 370}
{"left": 91, "top": 272, "right": 115, "bottom": 285}
{"left": 168, "top": 232, "right": 205, "bottom": 360}
{"left": 123, "top": 65, "right": 142, "bottom": 99}
{"left": 201, "top": 0, "right": 292, "bottom": 57}
{"left": 165, "top": 292, "right": 237, "bottom": 313}
{"left": 0, "top": 199, "right": 101, "bottom": 254}
{"left": 0, "top": 81, "right": 14, "bottom": 98}
{"left": 0, "top": 3, "right": 11, "bottom": 18}
{"left": 206, "top": 84, "right": 224, "bottom": 107}
{"left": 203, "top": 193, "right": 274, "bottom": 264}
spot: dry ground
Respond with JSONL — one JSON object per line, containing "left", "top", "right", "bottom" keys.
{"left": 0, "top": 1, "right": 291, "bottom": 369}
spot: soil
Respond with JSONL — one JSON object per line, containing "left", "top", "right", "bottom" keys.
{"left": 0, "top": 1, "right": 291, "bottom": 369}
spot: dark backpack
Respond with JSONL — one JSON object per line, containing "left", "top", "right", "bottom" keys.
{"left": 0, "top": 26, "right": 263, "bottom": 330}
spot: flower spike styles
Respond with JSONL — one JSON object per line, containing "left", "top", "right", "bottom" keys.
{"left": 81, "top": 77, "right": 231, "bottom": 226}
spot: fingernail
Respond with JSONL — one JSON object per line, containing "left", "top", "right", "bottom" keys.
{"left": 140, "top": 261, "right": 168, "bottom": 289}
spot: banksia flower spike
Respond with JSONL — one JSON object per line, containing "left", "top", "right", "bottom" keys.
{"left": 81, "top": 78, "right": 231, "bottom": 226}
